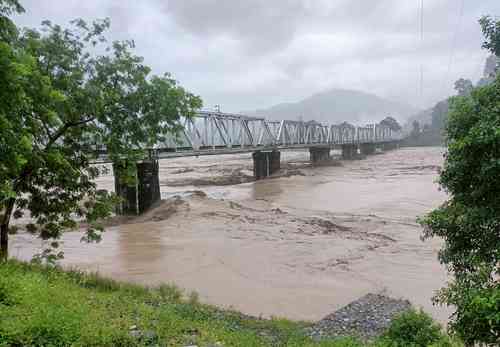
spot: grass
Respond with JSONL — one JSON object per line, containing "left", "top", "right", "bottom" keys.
{"left": 0, "top": 260, "right": 462, "bottom": 347}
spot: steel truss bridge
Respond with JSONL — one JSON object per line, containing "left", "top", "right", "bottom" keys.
{"left": 94, "top": 111, "right": 402, "bottom": 162}
{"left": 151, "top": 111, "right": 400, "bottom": 158}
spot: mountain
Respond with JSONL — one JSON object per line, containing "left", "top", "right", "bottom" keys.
{"left": 250, "top": 88, "right": 419, "bottom": 125}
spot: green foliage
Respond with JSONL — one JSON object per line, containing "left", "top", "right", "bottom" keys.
{"left": 453, "top": 78, "right": 473, "bottom": 97}
{"left": 435, "top": 275, "right": 500, "bottom": 346}
{"left": 378, "top": 309, "right": 451, "bottom": 347}
{"left": 480, "top": 16, "right": 500, "bottom": 57}
{"left": 0, "top": 0, "right": 23, "bottom": 42}
{"left": 420, "top": 16, "right": 500, "bottom": 345}
{"left": 0, "top": 7, "right": 202, "bottom": 260}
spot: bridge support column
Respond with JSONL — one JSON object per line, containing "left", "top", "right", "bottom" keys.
{"left": 309, "top": 147, "right": 331, "bottom": 165}
{"left": 383, "top": 141, "right": 399, "bottom": 151}
{"left": 113, "top": 160, "right": 161, "bottom": 215}
{"left": 360, "top": 143, "right": 376, "bottom": 156}
{"left": 252, "top": 150, "right": 280, "bottom": 180}
{"left": 341, "top": 144, "right": 358, "bottom": 160}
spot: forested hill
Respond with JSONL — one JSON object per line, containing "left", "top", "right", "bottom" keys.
{"left": 250, "top": 88, "right": 418, "bottom": 124}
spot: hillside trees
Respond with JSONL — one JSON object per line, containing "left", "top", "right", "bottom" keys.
{"left": 0, "top": 1, "right": 202, "bottom": 260}
{"left": 379, "top": 116, "right": 402, "bottom": 132}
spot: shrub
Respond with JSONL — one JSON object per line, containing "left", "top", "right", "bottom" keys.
{"left": 380, "top": 309, "right": 450, "bottom": 347}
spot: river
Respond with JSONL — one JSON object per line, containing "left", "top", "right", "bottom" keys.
{"left": 11, "top": 146, "right": 451, "bottom": 323}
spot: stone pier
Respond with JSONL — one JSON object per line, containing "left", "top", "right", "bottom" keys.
{"left": 252, "top": 150, "right": 281, "bottom": 180}
{"left": 113, "top": 160, "right": 161, "bottom": 215}
{"left": 360, "top": 143, "right": 376, "bottom": 156}
{"left": 341, "top": 144, "right": 358, "bottom": 160}
{"left": 309, "top": 147, "right": 331, "bottom": 165}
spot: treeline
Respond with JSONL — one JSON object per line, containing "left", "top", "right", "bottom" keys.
{"left": 404, "top": 54, "right": 499, "bottom": 146}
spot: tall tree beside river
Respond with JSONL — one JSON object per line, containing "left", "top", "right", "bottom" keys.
{"left": 420, "top": 15, "right": 500, "bottom": 346}
{"left": 0, "top": 0, "right": 202, "bottom": 261}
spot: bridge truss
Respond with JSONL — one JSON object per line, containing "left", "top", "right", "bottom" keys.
{"left": 153, "top": 111, "right": 400, "bottom": 158}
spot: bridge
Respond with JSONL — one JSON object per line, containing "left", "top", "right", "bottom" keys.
{"left": 134, "top": 111, "right": 401, "bottom": 158}
{"left": 107, "top": 111, "right": 402, "bottom": 215}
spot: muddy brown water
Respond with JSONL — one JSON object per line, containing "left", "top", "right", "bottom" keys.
{"left": 11, "top": 147, "right": 452, "bottom": 323}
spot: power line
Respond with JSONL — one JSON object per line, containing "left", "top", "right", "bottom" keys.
{"left": 442, "top": 0, "right": 465, "bottom": 96}
{"left": 419, "top": 0, "right": 424, "bottom": 107}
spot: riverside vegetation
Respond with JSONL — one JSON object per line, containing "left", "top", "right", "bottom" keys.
{"left": 0, "top": 260, "right": 460, "bottom": 347}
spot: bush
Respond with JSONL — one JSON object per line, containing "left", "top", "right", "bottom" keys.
{"left": 443, "top": 280, "right": 500, "bottom": 346}
{"left": 380, "top": 309, "right": 451, "bottom": 347}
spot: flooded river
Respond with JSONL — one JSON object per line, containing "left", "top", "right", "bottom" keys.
{"left": 11, "top": 147, "right": 451, "bottom": 323}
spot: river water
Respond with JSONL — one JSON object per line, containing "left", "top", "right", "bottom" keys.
{"left": 11, "top": 146, "right": 451, "bottom": 323}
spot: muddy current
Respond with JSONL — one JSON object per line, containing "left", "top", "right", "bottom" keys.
{"left": 11, "top": 147, "right": 451, "bottom": 323}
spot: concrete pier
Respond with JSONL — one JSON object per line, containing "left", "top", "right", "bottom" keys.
{"left": 341, "top": 144, "right": 358, "bottom": 160}
{"left": 360, "top": 143, "right": 376, "bottom": 156}
{"left": 309, "top": 147, "right": 331, "bottom": 165}
{"left": 383, "top": 141, "right": 400, "bottom": 151}
{"left": 252, "top": 150, "right": 280, "bottom": 180}
{"left": 113, "top": 160, "right": 161, "bottom": 215}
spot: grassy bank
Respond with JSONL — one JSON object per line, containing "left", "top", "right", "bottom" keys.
{"left": 0, "top": 261, "right": 460, "bottom": 346}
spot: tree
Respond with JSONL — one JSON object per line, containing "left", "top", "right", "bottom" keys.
{"left": 410, "top": 120, "right": 420, "bottom": 138}
{"left": 430, "top": 100, "right": 449, "bottom": 131}
{"left": 480, "top": 16, "right": 500, "bottom": 57}
{"left": 453, "top": 78, "right": 473, "bottom": 97}
{"left": 420, "top": 16, "right": 500, "bottom": 345}
{"left": 379, "top": 116, "right": 402, "bottom": 132}
{"left": 0, "top": 8, "right": 202, "bottom": 260}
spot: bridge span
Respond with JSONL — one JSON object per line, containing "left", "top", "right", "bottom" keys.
{"left": 105, "top": 111, "right": 402, "bottom": 215}
{"left": 134, "top": 111, "right": 401, "bottom": 158}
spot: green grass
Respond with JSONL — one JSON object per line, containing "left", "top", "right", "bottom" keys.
{"left": 0, "top": 260, "right": 461, "bottom": 347}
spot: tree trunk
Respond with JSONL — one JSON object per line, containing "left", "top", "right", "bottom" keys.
{"left": 0, "top": 198, "right": 15, "bottom": 261}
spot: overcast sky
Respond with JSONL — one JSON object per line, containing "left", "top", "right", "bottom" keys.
{"left": 13, "top": 0, "right": 500, "bottom": 113}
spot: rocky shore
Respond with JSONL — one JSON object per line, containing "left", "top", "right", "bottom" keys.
{"left": 307, "top": 293, "right": 411, "bottom": 341}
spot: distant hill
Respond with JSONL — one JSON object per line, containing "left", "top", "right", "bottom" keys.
{"left": 250, "top": 88, "right": 419, "bottom": 125}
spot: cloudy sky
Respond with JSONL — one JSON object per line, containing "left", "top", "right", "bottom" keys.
{"left": 13, "top": 0, "right": 500, "bottom": 113}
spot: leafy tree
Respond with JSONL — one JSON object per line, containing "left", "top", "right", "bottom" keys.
{"left": 379, "top": 116, "right": 402, "bottom": 132}
{"left": 480, "top": 16, "right": 500, "bottom": 57}
{"left": 420, "top": 16, "right": 500, "bottom": 345}
{"left": 430, "top": 100, "right": 449, "bottom": 131}
{"left": 453, "top": 78, "right": 473, "bottom": 97}
{"left": 0, "top": 0, "right": 22, "bottom": 42}
{"left": 410, "top": 120, "right": 420, "bottom": 138}
{"left": 0, "top": 7, "right": 202, "bottom": 260}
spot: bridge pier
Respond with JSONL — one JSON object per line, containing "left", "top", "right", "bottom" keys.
{"left": 113, "top": 160, "right": 161, "bottom": 215}
{"left": 252, "top": 150, "right": 280, "bottom": 180}
{"left": 341, "top": 144, "right": 358, "bottom": 160}
{"left": 383, "top": 141, "right": 399, "bottom": 151}
{"left": 360, "top": 143, "right": 376, "bottom": 156}
{"left": 309, "top": 147, "right": 331, "bottom": 165}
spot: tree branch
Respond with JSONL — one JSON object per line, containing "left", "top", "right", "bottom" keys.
{"left": 46, "top": 116, "right": 96, "bottom": 149}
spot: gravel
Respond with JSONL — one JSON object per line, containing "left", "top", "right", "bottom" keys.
{"left": 306, "top": 293, "right": 412, "bottom": 341}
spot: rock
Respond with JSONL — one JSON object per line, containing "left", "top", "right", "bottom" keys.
{"left": 306, "top": 293, "right": 411, "bottom": 341}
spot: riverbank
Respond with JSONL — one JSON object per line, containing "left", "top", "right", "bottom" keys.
{"left": 0, "top": 260, "right": 459, "bottom": 346}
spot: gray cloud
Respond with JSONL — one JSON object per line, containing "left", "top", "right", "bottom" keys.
{"left": 12, "top": 0, "right": 500, "bottom": 114}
